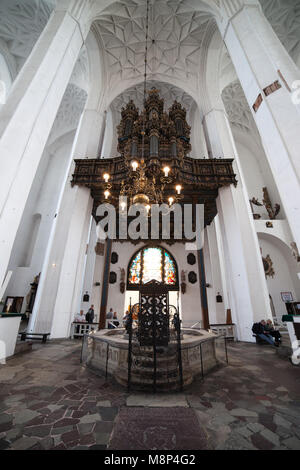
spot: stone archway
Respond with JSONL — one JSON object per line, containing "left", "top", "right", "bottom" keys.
{"left": 257, "top": 232, "right": 300, "bottom": 320}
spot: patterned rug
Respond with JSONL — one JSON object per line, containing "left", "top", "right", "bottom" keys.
{"left": 108, "top": 407, "right": 209, "bottom": 450}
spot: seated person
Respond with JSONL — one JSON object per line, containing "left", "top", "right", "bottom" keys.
{"left": 107, "top": 309, "right": 119, "bottom": 329}
{"left": 106, "top": 308, "right": 113, "bottom": 328}
{"left": 112, "top": 311, "right": 119, "bottom": 327}
{"left": 252, "top": 320, "right": 278, "bottom": 347}
{"left": 265, "top": 319, "right": 281, "bottom": 344}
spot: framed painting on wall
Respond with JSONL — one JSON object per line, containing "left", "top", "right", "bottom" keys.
{"left": 3, "top": 296, "right": 24, "bottom": 313}
{"left": 281, "top": 292, "right": 293, "bottom": 303}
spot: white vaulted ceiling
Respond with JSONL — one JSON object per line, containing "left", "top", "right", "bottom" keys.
{"left": 221, "top": 81, "right": 254, "bottom": 134}
{"left": 0, "top": 0, "right": 88, "bottom": 90}
{"left": 95, "top": 0, "right": 215, "bottom": 93}
{"left": 0, "top": 0, "right": 55, "bottom": 75}
{"left": 0, "top": 0, "right": 299, "bottom": 94}
{"left": 260, "top": 0, "right": 300, "bottom": 68}
{"left": 219, "top": 0, "right": 300, "bottom": 93}
{"left": 110, "top": 79, "right": 195, "bottom": 121}
{"left": 0, "top": 0, "right": 299, "bottom": 142}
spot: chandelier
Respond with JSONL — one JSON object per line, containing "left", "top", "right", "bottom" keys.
{"left": 101, "top": 0, "right": 185, "bottom": 212}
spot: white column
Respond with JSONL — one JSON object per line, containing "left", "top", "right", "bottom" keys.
{"left": 217, "top": 0, "right": 300, "bottom": 247}
{"left": 0, "top": 1, "right": 91, "bottom": 288}
{"left": 29, "top": 108, "right": 105, "bottom": 337}
{"left": 206, "top": 221, "right": 227, "bottom": 323}
{"left": 79, "top": 218, "right": 97, "bottom": 314}
{"left": 77, "top": 108, "right": 107, "bottom": 319}
{"left": 90, "top": 247, "right": 106, "bottom": 323}
{"left": 214, "top": 215, "right": 230, "bottom": 312}
{"left": 203, "top": 229, "right": 217, "bottom": 324}
{"left": 203, "top": 107, "right": 272, "bottom": 341}
{"left": 50, "top": 188, "right": 93, "bottom": 338}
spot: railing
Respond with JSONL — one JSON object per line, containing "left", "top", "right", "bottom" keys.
{"left": 70, "top": 322, "right": 98, "bottom": 338}
{"left": 80, "top": 332, "right": 124, "bottom": 376}
{"left": 273, "top": 316, "right": 287, "bottom": 328}
{"left": 80, "top": 329, "right": 230, "bottom": 388}
{"left": 209, "top": 323, "right": 237, "bottom": 341}
{"left": 189, "top": 321, "right": 202, "bottom": 329}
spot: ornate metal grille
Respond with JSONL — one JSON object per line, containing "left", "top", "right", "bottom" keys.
{"left": 137, "top": 280, "right": 170, "bottom": 347}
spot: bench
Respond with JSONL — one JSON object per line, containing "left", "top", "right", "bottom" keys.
{"left": 19, "top": 332, "right": 50, "bottom": 343}
{"left": 253, "top": 334, "right": 269, "bottom": 345}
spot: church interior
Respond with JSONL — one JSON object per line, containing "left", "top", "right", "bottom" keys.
{"left": 0, "top": 0, "right": 300, "bottom": 452}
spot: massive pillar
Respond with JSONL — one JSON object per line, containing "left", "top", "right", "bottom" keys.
{"left": 217, "top": 0, "right": 300, "bottom": 247}
{"left": 0, "top": 1, "right": 92, "bottom": 289}
{"left": 99, "top": 239, "right": 113, "bottom": 329}
{"left": 79, "top": 218, "right": 97, "bottom": 315}
{"left": 90, "top": 242, "right": 106, "bottom": 324}
{"left": 205, "top": 221, "right": 228, "bottom": 324}
{"left": 28, "top": 108, "right": 106, "bottom": 337}
{"left": 203, "top": 107, "right": 272, "bottom": 341}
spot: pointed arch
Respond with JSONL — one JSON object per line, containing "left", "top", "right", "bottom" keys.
{"left": 127, "top": 245, "right": 179, "bottom": 290}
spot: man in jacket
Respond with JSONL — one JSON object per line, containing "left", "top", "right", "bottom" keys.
{"left": 86, "top": 305, "right": 95, "bottom": 324}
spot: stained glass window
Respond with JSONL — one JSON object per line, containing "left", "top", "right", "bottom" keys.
{"left": 142, "top": 247, "right": 162, "bottom": 283}
{"left": 128, "top": 247, "right": 177, "bottom": 287}
{"left": 164, "top": 251, "right": 176, "bottom": 285}
{"left": 128, "top": 251, "right": 141, "bottom": 284}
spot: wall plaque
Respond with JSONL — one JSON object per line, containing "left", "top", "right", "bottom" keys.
{"left": 111, "top": 252, "right": 118, "bottom": 264}
{"left": 109, "top": 271, "right": 117, "bottom": 284}
{"left": 188, "top": 271, "right": 197, "bottom": 284}
{"left": 187, "top": 253, "right": 196, "bottom": 265}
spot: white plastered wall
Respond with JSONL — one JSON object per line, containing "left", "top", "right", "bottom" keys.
{"left": 3, "top": 132, "right": 76, "bottom": 312}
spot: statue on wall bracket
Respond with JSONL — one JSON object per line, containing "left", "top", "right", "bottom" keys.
{"left": 250, "top": 187, "right": 280, "bottom": 220}
{"left": 291, "top": 242, "right": 300, "bottom": 262}
{"left": 262, "top": 254, "right": 275, "bottom": 278}
{"left": 180, "top": 270, "right": 186, "bottom": 294}
{"left": 119, "top": 268, "right": 125, "bottom": 293}
{"left": 25, "top": 273, "right": 40, "bottom": 315}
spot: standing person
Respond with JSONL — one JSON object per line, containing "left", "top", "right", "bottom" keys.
{"left": 86, "top": 305, "right": 95, "bottom": 324}
{"left": 106, "top": 308, "right": 113, "bottom": 320}
{"left": 106, "top": 308, "right": 114, "bottom": 329}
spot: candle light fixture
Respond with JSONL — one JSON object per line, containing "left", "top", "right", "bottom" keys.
{"left": 175, "top": 184, "right": 182, "bottom": 195}
{"left": 131, "top": 161, "right": 138, "bottom": 171}
{"left": 163, "top": 166, "right": 170, "bottom": 177}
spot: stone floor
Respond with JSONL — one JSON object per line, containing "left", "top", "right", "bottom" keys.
{"left": 0, "top": 339, "right": 300, "bottom": 450}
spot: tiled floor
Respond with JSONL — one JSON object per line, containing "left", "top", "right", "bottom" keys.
{"left": 0, "top": 339, "right": 300, "bottom": 450}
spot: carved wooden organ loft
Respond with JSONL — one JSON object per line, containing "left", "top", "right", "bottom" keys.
{"left": 71, "top": 88, "right": 237, "bottom": 241}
